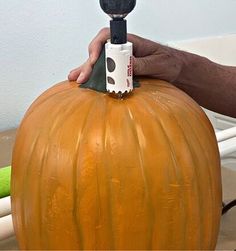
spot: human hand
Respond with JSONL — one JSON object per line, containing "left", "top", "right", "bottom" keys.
{"left": 68, "top": 28, "right": 185, "bottom": 84}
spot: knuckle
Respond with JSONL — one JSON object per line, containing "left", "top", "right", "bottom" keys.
{"left": 100, "top": 27, "right": 109, "bottom": 35}
{"left": 88, "top": 43, "right": 93, "bottom": 54}
{"left": 98, "top": 27, "right": 110, "bottom": 42}
{"left": 138, "top": 59, "right": 146, "bottom": 73}
{"left": 133, "top": 60, "right": 142, "bottom": 75}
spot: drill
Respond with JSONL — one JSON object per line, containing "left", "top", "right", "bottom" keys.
{"left": 99, "top": 0, "right": 136, "bottom": 94}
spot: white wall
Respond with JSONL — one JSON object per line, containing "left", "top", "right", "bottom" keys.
{"left": 1, "top": 0, "right": 236, "bottom": 131}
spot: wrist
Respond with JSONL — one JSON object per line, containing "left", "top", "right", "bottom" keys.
{"left": 168, "top": 48, "right": 236, "bottom": 117}
{"left": 175, "top": 49, "right": 212, "bottom": 86}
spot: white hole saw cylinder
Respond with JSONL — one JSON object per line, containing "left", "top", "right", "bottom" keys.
{"left": 105, "top": 41, "right": 133, "bottom": 94}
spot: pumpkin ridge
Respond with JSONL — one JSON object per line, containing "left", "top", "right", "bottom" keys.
{"left": 136, "top": 93, "right": 188, "bottom": 249}
{"left": 94, "top": 151, "right": 103, "bottom": 248}
{"left": 141, "top": 89, "right": 218, "bottom": 246}
{"left": 93, "top": 96, "right": 108, "bottom": 248}
{"left": 163, "top": 97, "right": 220, "bottom": 189}
{"left": 163, "top": 106, "right": 205, "bottom": 249}
{"left": 157, "top": 89, "right": 218, "bottom": 153}
{"left": 11, "top": 126, "right": 34, "bottom": 248}
{"left": 102, "top": 97, "right": 117, "bottom": 249}
{"left": 23, "top": 127, "right": 53, "bottom": 249}
{"left": 72, "top": 97, "right": 101, "bottom": 250}
{"left": 141, "top": 90, "right": 221, "bottom": 249}
{"left": 23, "top": 84, "right": 76, "bottom": 122}
{"left": 21, "top": 136, "right": 51, "bottom": 248}
{"left": 22, "top": 133, "right": 41, "bottom": 249}
{"left": 103, "top": 98, "right": 116, "bottom": 249}
{"left": 20, "top": 88, "right": 78, "bottom": 130}
{"left": 53, "top": 93, "right": 98, "bottom": 249}
{"left": 152, "top": 83, "right": 204, "bottom": 118}
{"left": 147, "top": 92, "right": 205, "bottom": 248}
{"left": 99, "top": 94, "right": 116, "bottom": 250}
{"left": 164, "top": 90, "right": 217, "bottom": 147}
{"left": 183, "top": 121, "right": 216, "bottom": 248}
{"left": 72, "top": 95, "right": 109, "bottom": 249}
{"left": 66, "top": 94, "right": 103, "bottom": 250}
{"left": 166, "top": 104, "right": 217, "bottom": 248}
{"left": 125, "top": 104, "right": 153, "bottom": 249}
{"left": 38, "top": 144, "right": 49, "bottom": 248}
{"left": 36, "top": 90, "right": 95, "bottom": 249}
{"left": 48, "top": 91, "right": 95, "bottom": 134}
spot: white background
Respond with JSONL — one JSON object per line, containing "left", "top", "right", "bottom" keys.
{"left": 1, "top": 0, "right": 236, "bottom": 130}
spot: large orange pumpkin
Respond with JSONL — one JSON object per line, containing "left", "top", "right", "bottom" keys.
{"left": 11, "top": 79, "right": 222, "bottom": 250}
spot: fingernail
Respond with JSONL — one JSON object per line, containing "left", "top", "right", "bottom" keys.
{"left": 68, "top": 74, "right": 72, "bottom": 81}
{"left": 76, "top": 73, "right": 85, "bottom": 83}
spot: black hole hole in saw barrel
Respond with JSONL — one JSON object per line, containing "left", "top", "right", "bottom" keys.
{"left": 107, "top": 76, "right": 115, "bottom": 85}
{"left": 107, "top": 57, "right": 116, "bottom": 72}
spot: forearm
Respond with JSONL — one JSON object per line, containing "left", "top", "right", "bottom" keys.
{"left": 175, "top": 51, "right": 236, "bottom": 118}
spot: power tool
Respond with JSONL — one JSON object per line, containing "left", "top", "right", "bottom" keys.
{"left": 99, "top": 0, "right": 136, "bottom": 94}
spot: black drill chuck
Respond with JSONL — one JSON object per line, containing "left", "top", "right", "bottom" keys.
{"left": 99, "top": 0, "right": 136, "bottom": 16}
{"left": 99, "top": 0, "right": 136, "bottom": 45}
{"left": 110, "top": 18, "right": 127, "bottom": 44}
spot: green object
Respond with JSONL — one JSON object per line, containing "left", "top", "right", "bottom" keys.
{"left": 80, "top": 47, "right": 140, "bottom": 93}
{"left": 0, "top": 166, "right": 11, "bottom": 198}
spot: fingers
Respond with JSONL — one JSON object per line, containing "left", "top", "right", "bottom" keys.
{"left": 133, "top": 56, "right": 160, "bottom": 76}
{"left": 133, "top": 50, "right": 183, "bottom": 83}
{"left": 68, "top": 59, "right": 93, "bottom": 84}
{"left": 68, "top": 28, "right": 110, "bottom": 83}
{"left": 127, "top": 34, "right": 161, "bottom": 57}
{"left": 88, "top": 27, "right": 110, "bottom": 64}
{"left": 68, "top": 66, "right": 82, "bottom": 81}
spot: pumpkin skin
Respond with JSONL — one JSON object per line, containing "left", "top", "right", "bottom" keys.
{"left": 11, "top": 79, "right": 222, "bottom": 250}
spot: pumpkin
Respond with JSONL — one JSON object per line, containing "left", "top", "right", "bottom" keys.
{"left": 11, "top": 78, "right": 222, "bottom": 250}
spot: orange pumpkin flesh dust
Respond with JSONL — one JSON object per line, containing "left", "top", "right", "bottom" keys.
{"left": 11, "top": 79, "right": 222, "bottom": 250}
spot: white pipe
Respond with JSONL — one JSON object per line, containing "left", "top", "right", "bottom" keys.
{"left": 216, "top": 126, "right": 236, "bottom": 142}
{"left": 0, "top": 214, "right": 14, "bottom": 240}
{"left": 218, "top": 142, "right": 236, "bottom": 158}
{"left": 0, "top": 196, "right": 11, "bottom": 217}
